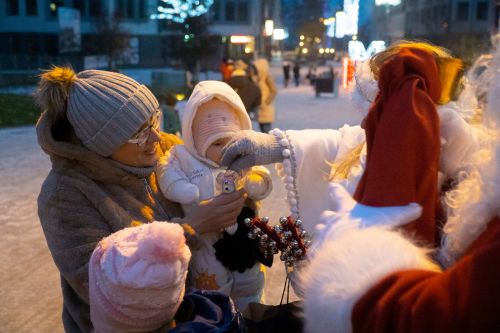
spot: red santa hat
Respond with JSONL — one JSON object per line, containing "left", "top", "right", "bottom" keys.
{"left": 354, "top": 47, "right": 442, "bottom": 245}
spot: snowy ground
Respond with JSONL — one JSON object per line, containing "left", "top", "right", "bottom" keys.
{"left": 0, "top": 70, "right": 363, "bottom": 332}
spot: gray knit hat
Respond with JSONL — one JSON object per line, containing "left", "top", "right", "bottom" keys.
{"left": 66, "top": 70, "right": 159, "bottom": 156}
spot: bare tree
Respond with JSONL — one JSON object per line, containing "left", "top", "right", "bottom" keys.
{"left": 87, "top": 11, "right": 131, "bottom": 71}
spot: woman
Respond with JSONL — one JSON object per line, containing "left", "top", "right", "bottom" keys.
{"left": 253, "top": 59, "right": 277, "bottom": 133}
{"left": 221, "top": 42, "right": 483, "bottom": 247}
{"left": 35, "top": 67, "right": 246, "bottom": 333}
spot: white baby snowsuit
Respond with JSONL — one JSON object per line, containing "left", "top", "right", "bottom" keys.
{"left": 157, "top": 81, "right": 273, "bottom": 311}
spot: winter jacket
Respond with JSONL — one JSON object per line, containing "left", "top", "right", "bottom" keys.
{"left": 253, "top": 59, "right": 277, "bottom": 124}
{"left": 226, "top": 70, "right": 262, "bottom": 114}
{"left": 36, "top": 110, "right": 183, "bottom": 333}
{"left": 172, "top": 290, "right": 247, "bottom": 332}
{"left": 158, "top": 145, "right": 272, "bottom": 206}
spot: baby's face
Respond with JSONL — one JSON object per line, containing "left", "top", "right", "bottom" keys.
{"left": 206, "top": 137, "right": 231, "bottom": 164}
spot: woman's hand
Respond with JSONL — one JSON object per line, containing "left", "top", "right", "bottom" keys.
{"left": 220, "top": 130, "right": 284, "bottom": 172}
{"left": 181, "top": 189, "right": 247, "bottom": 234}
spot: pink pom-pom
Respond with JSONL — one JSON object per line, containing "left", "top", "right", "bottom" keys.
{"left": 136, "top": 222, "right": 186, "bottom": 262}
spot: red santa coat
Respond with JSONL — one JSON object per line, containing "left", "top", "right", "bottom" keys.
{"left": 353, "top": 217, "right": 500, "bottom": 333}
{"left": 300, "top": 214, "right": 500, "bottom": 333}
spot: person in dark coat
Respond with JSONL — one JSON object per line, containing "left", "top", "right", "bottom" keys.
{"left": 293, "top": 62, "right": 301, "bottom": 87}
{"left": 282, "top": 60, "right": 291, "bottom": 87}
{"left": 226, "top": 60, "right": 262, "bottom": 118}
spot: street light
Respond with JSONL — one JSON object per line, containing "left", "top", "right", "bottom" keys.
{"left": 264, "top": 20, "right": 274, "bottom": 37}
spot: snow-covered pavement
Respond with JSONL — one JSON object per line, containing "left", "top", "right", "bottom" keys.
{"left": 0, "top": 77, "right": 363, "bottom": 332}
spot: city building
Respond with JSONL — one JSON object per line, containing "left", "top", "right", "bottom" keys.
{"left": 362, "top": 0, "right": 497, "bottom": 62}
{"left": 0, "top": 0, "right": 164, "bottom": 74}
{"left": 0, "top": 0, "right": 282, "bottom": 78}
{"left": 282, "top": 0, "right": 325, "bottom": 50}
{"left": 208, "top": 0, "right": 282, "bottom": 60}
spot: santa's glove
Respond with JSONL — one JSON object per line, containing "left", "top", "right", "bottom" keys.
{"left": 311, "top": 183, "right": 422, "bottom": 254}
{"left": 220, "top": 130, "right": 284, "bottom": 172}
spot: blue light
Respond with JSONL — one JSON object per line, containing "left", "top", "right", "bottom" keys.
{"left": 151, "top": 0, "right": 214, "bottom": 23}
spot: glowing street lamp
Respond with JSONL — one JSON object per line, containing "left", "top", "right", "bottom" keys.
{"left": 264, "top": 20, "right": 274, "bottom": 37}
{"left": 273, "top": 28, "right": 286, "bottom": 40}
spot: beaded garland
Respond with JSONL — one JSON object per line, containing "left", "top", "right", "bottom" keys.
{"left": 269, "top": 128, "right": 301, "bottom": 220}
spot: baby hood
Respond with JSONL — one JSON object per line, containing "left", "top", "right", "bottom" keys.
{"left": 181, "top": 80, "right": 252, "bottom": 167}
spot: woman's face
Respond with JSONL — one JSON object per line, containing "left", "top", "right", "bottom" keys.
{"left": 111, "top": 115, "right": 162, "bottom": 168}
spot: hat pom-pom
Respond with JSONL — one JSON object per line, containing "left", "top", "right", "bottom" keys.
{"left": 34, "top": 66, "right": 77, "bottom": 117}
{"left": 136, "top": 222, "right": 188, "bottom": 263}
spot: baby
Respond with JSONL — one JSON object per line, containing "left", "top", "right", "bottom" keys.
{"left": 157, "top": 80, "right": 273, "bottom": 311}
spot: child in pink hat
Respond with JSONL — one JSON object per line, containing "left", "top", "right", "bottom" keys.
{"left": 156, "top": 81, "right": 274, "bottom": 311}
{"left": 89, "top": 221, "right": 191, "bottom": 332}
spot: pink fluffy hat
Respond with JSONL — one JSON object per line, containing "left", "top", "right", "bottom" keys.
{"left": 89, "top": 221, "right": 191, "bottom": 332}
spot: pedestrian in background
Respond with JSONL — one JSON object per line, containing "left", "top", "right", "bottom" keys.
{"left": 161, "top": 92, "right": 181, "bottom": 136}
{"left": 226, "top": 60, "right": 262, "bottom": 119}
{"left": 220, "top": 58, "right": 229, "bottom": 81}
{"left": 293, "top": 61, "right": 301, "bottom": 87}
{"left": 253, "top": 59, "right": 277, "bottom": 133}
{"left": 306, "top": 65, "right": 317, "bottom": 86}
{"left": 282, "top": 60, "right": 291, "bottom": 87}
{"left": 221, "top": 59, "right": 235, "bottom": 82}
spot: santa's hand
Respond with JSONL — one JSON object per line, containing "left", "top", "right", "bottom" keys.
{"left": 220, "top": 130, "right": 284, "bottom": 172}
{"left": 312, "top": 183, "right": 422, "bottom": 252}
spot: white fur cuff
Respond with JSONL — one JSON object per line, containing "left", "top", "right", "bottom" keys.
{"left": 299, "top": 228, "right": 440, "bottom": 333}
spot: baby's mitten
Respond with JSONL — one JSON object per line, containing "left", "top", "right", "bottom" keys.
{"left": 244, "top": 167, "right": 273, "bottom": 200}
